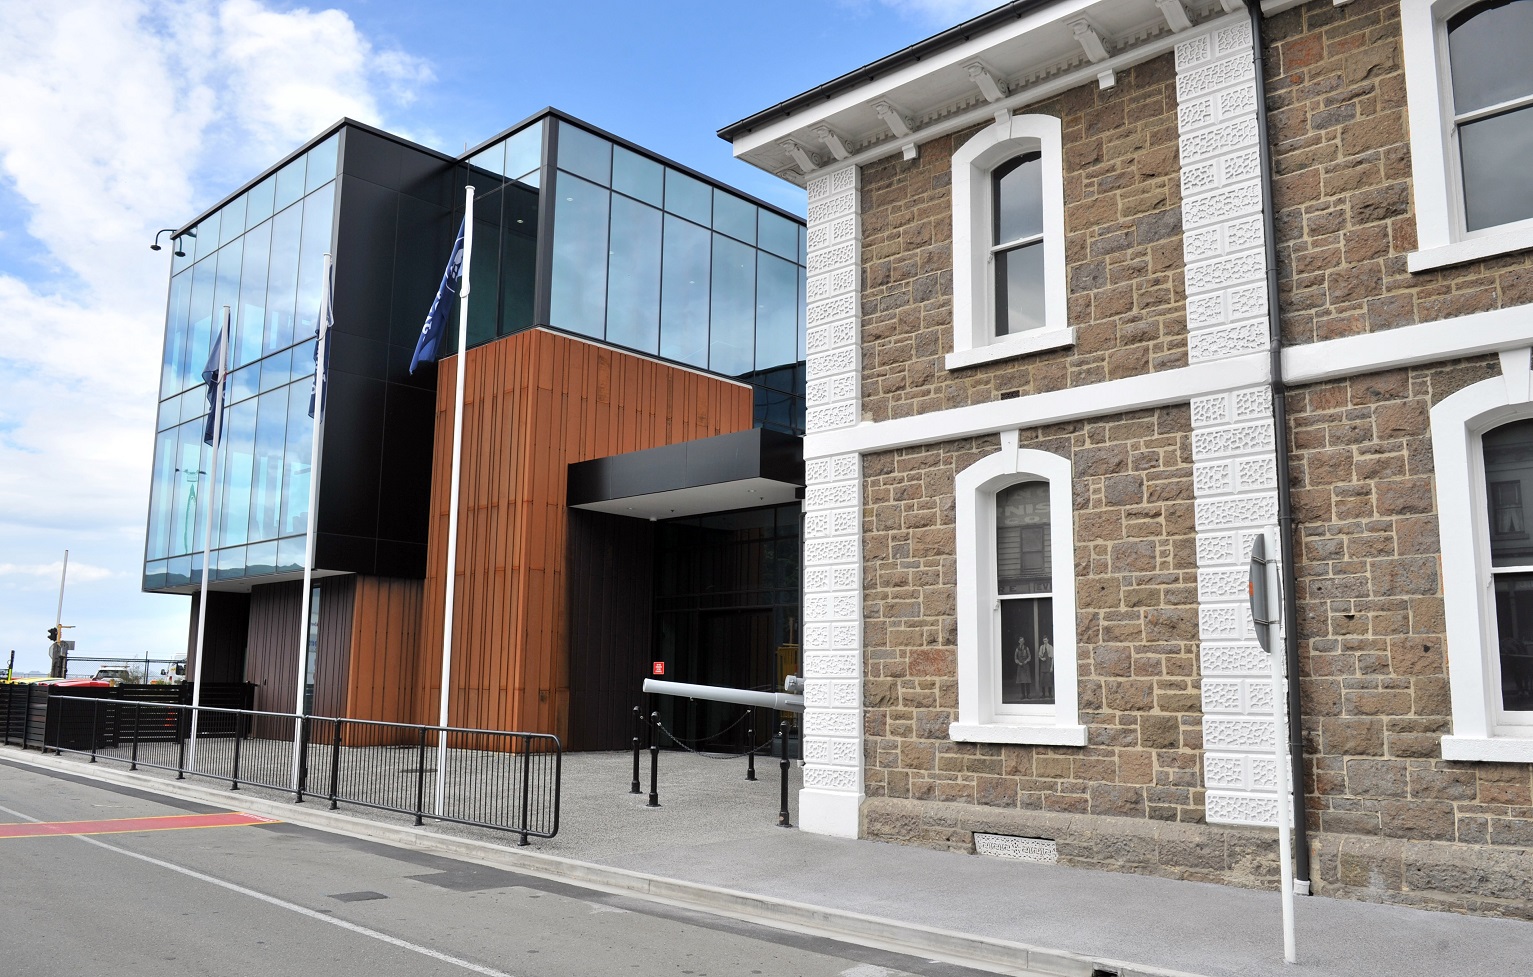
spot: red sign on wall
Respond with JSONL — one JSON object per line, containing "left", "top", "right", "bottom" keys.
{"left": 652, "top": 662, "right": 665, "bottom": 676}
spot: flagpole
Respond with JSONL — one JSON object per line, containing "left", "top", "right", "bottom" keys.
{"left": 187, "top": 306, "right": 231, "bottom": 774}
{"left": 436, "top": 184, "right": 474, "bottom": 816}
{"left": 291, "top": 253, "right": 333, "bottom": 792}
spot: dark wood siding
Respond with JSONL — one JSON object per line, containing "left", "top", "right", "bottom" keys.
{"left": 566, "top": 510, "right": 654, "bottom": 751}
{"left": 417, "top": 328, "right": 754, "bottom": 738}
{"left": 184, "top": 592, "right": 250, "bottom": 685}
{"left": 243, "top": 577, "right": 354, "bottom": 716}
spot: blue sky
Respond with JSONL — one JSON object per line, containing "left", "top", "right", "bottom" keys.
{"left": 0, "top": 0, "right": 995, "bottom": 674}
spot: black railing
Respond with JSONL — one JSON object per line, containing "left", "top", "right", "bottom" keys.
{"left": 17, "top": 690, "right": 560, "bottom": 845}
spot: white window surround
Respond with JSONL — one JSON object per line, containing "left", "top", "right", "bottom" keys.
{"left": 948, "top": 114, "right": 1070, "bottom": 372}
{"left": 1402, "top": 0, "right": 1533, "bottom": 273}
{"left": 952, "top": 431, "right": 1085, "bottom": 745}
{"left": 1433, "top": 346, "right": 1533, "bottom": 762}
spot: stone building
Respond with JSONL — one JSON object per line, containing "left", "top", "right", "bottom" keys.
{"left": 720, "top": 0, "right": 1533, "bottom": 917}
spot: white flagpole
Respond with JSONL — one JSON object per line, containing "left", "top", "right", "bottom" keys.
{"left": 436, "top": 185, "right": 474, "bottom": 816}
{"left": 291, "top": 253, "right": 334, "bottom": 791}
{"left": 187, "top": 306, "right": 231, "bottom": 774}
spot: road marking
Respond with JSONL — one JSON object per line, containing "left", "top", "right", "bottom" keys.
{"left": 0, "top": 810, "right": 276, "bottom": 839}
{"left": 0, "top": 801, "right": 517, "bottom": 977}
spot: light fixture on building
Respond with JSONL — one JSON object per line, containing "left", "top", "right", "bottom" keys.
{"left": 150, "top": 228, "right": 186, "bottom": 256}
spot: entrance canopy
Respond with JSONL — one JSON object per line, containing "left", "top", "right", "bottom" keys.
{"left": 567, "top": 428, "right": 803, "bottom": 520}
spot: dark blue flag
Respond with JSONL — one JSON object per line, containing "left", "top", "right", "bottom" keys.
{"left": 309, "top": 259, "right": 334, "bottom": 418}
{"left": 201, "top": 327, "right": 226, "bottom": 446}
{"left": 410, "top": 218, "right": 466, "bottom": 374}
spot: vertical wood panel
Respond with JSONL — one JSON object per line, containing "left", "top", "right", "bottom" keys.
{"left": 242, "top": 578, "right": 352, "bottom": 717}
{"left": 344, "top": 575, "right": 422, "bottom": 725}
{"left": 417, "top": 328, "right": 753, "bottom": 739}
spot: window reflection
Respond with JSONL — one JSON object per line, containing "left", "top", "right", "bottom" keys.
{"left": 264, "top": 203, "right": 303, "bottom": 356}
{"left": 606, "top": 195, "right": 662, "bottom": 354}
{"left": 236, "top": 220, "right": 272, "bottom": 368}
{"left": 1447, "top": 0, "right": 1533, "bottom": 230}
{"left": 996, "top": 481, "right": 1054, "bottom": 706}
{"left": 558, "top": 123, "right": 612, "bottom": 186}
{"left": 1484, "top": 418, "right": 1533, "bottom": 711}
{"left": 660, "top": 214, "right": 710, "bottom": 367}
{"left": 710, "top": 234, "right": 755, "bottom": 375}
{"left": 550, "top": 173, "right": 610, "bottom": 338}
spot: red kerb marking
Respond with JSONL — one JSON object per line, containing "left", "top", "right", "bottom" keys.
{"left": 0, "top": 811, "right": 277, "bottom": 839}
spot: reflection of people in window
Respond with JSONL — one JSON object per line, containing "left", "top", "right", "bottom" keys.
{"left": 1037, "top": 636, "right": 1053, "bottom": 694}
{"left": 1014, "top": 637, "right": 1033, "bottom": 698}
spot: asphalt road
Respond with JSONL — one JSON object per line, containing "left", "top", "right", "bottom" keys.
{"left": 0, "top": 759, "right": 992, "bottom": 977}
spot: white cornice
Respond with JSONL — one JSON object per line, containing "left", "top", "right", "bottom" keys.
{"left": 1282, "top": 304, "right": 1533, "bottom": 386}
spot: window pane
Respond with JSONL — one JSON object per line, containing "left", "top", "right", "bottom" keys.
{"left": 505, "top": 123, "right": 542, "bottom": 181}
{"left": 145, "top": 426, "right": 179, "bottom": 561}
{"left": 235, "top": 219, "right": 272, "bottom": 368}
{"left": 246, "top": 540, "right": 277, "bottom": 576}
{"left": 1000, "top": 596, "right": 1055, "bottom": 705}
{"left": 192, "top": 212, "right": 220, "bottom": 263}
{"left": 557, "top": 123, "right": 612, "bottom": 186}
{"left": 185, "top": 258, "right": 218, "bottom": 393}
{"left": 550, "top": 174, "right": 610, "bottom": 338}
{"left": 501, "top": 184, "right": 539, "bottom": 335}
{"left": 997, "top": 481, "right": 1052, "bottom": 593}
{"left": 613, "top": 146, "right": 663, "bottom": 206}
{"left": 758, "top": 210, "right": 799, "bottom": 260}
{"left": 755, "top": 252, "right": 798, "bottom": 370}
{"left": 1448, "top": 0, "right": 1533, "bottom": 115}
{"left": 264, "top": 203, "right": 304, "bottom": 355}
{"left": 212, "top": 237, "right": 244, "bottom": 348}
{"left": 168, "top": 420, "right": 203, "bottom": 558}
{"left": 606, "top": 195, "right": 662, "bottom": 354}
{"left": 217, "top": 397, "right": 257, "bottom": 548}
{"left": 278, "top": 535, "right": 307, "bottom": 574}
{"left": 281, "top": 381, "right": 314, "bottom": 538}
{"left": 219, "top": 194, "right": 247, "bottom": 246}
{"left": 247, "top": 387, "right": 289, "bottom": 543}
{"left": 160, "top": 271, "right": 193, "bottom": 398}
{"left": 1459, "top": 105, "right": 1533, "bottom": 231}
{"left": 468, "top": 188, "right": 503, "bottom": 347}
{"left": 1484, "top": 419, "right": 1533, "bottom": 566}
{"left": 1494, "top": 572, "right": 1533, "bottom": 711}
{"left": 713, "top": 189, "right": 756, "bottom": 244}
{"left": 294, "top": 183, "right": 336, "bottom": 340}
{"left": 995, "top": 152, "right": 1043, "bottom": 244}
{"left": 305, "top": 134, "right": 339, "bottom": 194}
{"left": 665, "top": 168, "right": 711, "bottom": 225}
{"left": 273, "top": 155, "right": 307, "bottom": 212}
{"left": 995, "top": 241, "right": 1045, "bottom": 336}
{"left": 246, "top": 175, "right": 276, "bottom": 227}
{"left": 467, "top": 140, "right": 505, "bottom": 184}
{"left": 709, "top": 233, "right": 755, "bottom": 375}
{"left": 660, "top": 214, "right": 710, "bottom": 367}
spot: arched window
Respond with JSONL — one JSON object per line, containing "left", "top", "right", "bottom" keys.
{"left": 996, "top": 480, "right": 1055, "bottom": 707}
{"left": 1446, "top": 0, "right": 1533, "bottom": 232}
{"left": 991, "top": 153, "right": 1045, "bottom": 337}
{"left": 1483, "top": 418, "right": 1533, "bottom": 715}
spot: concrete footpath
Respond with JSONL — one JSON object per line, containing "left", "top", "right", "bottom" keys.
{"left": 6, "top": 746, "right": 1530, "bottom": 977}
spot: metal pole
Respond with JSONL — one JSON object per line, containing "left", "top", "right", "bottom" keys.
{"left": 176, "top": 712, "right": 185, "bottom": 778}
{"left": 53, "top": 551, "right": 68, "bottom": 677}
{"left": 328, "top": 720, "right": 342, "bottom": 810}
{"left": 292, "top": 253, "right": 333, "bottom": 793}
{"left": 187, "top": 306, "right": 231, "bottom": 773}
{"left": 90, "top": 696, "right": 100, "bottom": 762}
{"left": 295, "top": 716, "right": 310, "bottom": 803}
{"left": 130, "top": 702, "right": 140, "bottom": 771}
{"left": 647, "top": 711, "right": 660, "bottom": 808}
{"left": 414, "top": 725, "right": 428, "bottom": 826}
{"left": 518, "top": 736, "right": 532, "bottom": 847}
{"left": 746, "top": 709, "right": 756, "bottom": 781}
{"left": 630, "top": 706, "right": 641, "bottom": 794}
{"left": 436, "top": 184, "right": 476, "bottom": 817}
{"left": 777, "top": 720, "right": 792, "bottom": 828}
{"left": 230, "top": 712, "right": 244, "bottom": 790}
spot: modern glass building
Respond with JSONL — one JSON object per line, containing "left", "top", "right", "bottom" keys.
{"left": 145, "top": 111, "right": 807, "bottom": 745}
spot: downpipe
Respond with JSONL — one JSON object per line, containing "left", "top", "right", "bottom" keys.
{"left": 1250, "top": 1, "right": 1313, "bottom": 893}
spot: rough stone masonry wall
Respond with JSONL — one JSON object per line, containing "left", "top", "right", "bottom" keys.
{"left": 1265, "top": 0, "right": 1533, "bottom": 345}
{"left": 859, "top": 53, "right": 1186, "bottom": 424}
{"left": 860, "top": 407, "right": 1298, "bottom": 884}
{"left": 1287, "top": 357, "right": 1533, "bottom": 918}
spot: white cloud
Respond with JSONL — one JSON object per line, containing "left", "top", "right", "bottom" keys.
{"left": 841, "top": 0, "right": 1003, "bottom": 27}
{"left": 0, "top": 0, "right": 434, "bottom": 671}
{"left": 0, "top": 561, "right": 114, "bottom": 585}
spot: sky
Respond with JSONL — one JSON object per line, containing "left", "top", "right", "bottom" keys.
{"left": 0, "top": 0, "right": 999, "bottom": 674}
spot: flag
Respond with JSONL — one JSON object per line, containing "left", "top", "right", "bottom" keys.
{"left": 410, "top": 217, "right": 466, "bottom": 374}
{"left": 201, "top": 327, "right": 225, "bottom": 445}
{"left": 309, "top": 258, "right": 334, "bottom": 418}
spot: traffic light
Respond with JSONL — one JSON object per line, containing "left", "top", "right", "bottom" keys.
{"left": 46, "top": 627, "right": 59, "bottom": 643}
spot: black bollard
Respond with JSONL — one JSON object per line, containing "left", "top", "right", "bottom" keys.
{"left": 630, "top": 706, "right": 642, "bottom": 794}
{"left": 647, "top": 711, "right": 661, "bottom": 807}
{"left": 746, "top": 709, "right": 756, "bottom": 782}
{"left": 777, "top": 720, "right": 792, "bottom": 828}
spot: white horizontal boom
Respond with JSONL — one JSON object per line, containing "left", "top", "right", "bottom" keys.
{"left": 642, "top": 679, "right": 805, "bottom": 714}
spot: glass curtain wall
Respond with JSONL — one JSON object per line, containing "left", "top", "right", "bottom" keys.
{"left": 145, "top": 134, "right": 339, "bottom": 591}
{"left": 545, "top": 119, "right": 808, "bottom": 432}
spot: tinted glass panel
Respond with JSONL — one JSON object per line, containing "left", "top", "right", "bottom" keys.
{"left": 995, "top": 152, "right": 1043, "bottom": 245}
{"left": 264, "top": 203, "right": 304, "bottom": 355}
{"left": 247, "top": 540, "right": 277, "bottom": 576}
{"left": 612, "top": 146, "right": 663, "bottom": 206}
{"left": 294, "top": 183, "right": 336, "bottom": 339}
{"left": 665, "top": 169, "right": 711, "bottom": 225}
{"left": 246, "top": 175, "right": 276, "bottom": 227}
{"left": 145, "top": 426, "right": 178, "bottom": 560}
{"left": 550, "top": 173, "right": 609, "bottom": 338}
{"left": 1000, "top": 597, "right": 1056, "bottom": 705}
{"left": 305, "top": 134, "right": 339, "bottom": 194}
{"left": 273, "top": 156, "right": 307, "bottom": 212}
{"left": 212, "top": 238, "right": 244, "bottom": 350}
{"left": 160, "top": 271, "right": 192, "bottom": 397}
{"left": 1459, "top": 106, "right": 1533, "bottom": 231}
{"left": 167, "top": 420, "right": 202, "bottom": 557}
{"left": 247, "top": 387, "right": 289, "bottom": 543}
{"left": 504, "top": 123, "right": 542, "bottom": 180}
{"left": 996, "top": 482, "right": 1052, "bottom": 593}
{"left": 217, "top": 397, "right": 257, "bottom": 548}
{"left": 229, "top": 363, "right": 258, "bottom": 405}
{"left": 464, "top": 189, "right": 503, "bottom": 347}
{"left": 659, "top": 214, "right": 711, "bottom": 367}
{"left": 1448, "top": 0, "right": 1533, "bottom": 114}
{"left": 192, "top": 212, "right": 220, "bottom": 263}
{"left": 758, "top": 210, "right": 798, "bottom": 260}
{"left": 1485, "top": 419, "right": 1533, "bottom": 567}
{"left": 709, "top": 234, "right": 755, "bottom": 376}
{"left": 1494, "top": 572, "right": 1533, "bottom": 711}
{"left": 713, "top": 190, "right": 757, "bottom": 245}
{"left": 995, "top": 241, "right": 1045, "bottom": 336}
{"left": 467, "top": 141, "right": 505, "bottom": 183}
{"left": 557, "top": 123, "right": 612, "bottom": 186}
{"left": 235, "top": 219, "right": 272, "bottom": 368}
{"left": 500, "top": 185, "right": 539, "bottom": 335}
{"left": 280, "top": 381, "right": 314, "bottom": 538}
{"left": 185, "top": 257, "right": 218, "bottom": 393}
{"left": 219, "top": 194, "right": 247, "bottom": 246}
{"left": 755, "top": 252, "right": 798, "bottom": 371}
{"left": 605, "top": 195, "right": 662, "bottom": 354}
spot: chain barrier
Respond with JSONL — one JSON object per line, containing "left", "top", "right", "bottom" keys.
{"left": 653, "top": 717, "right": 774, "bottom": 761}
